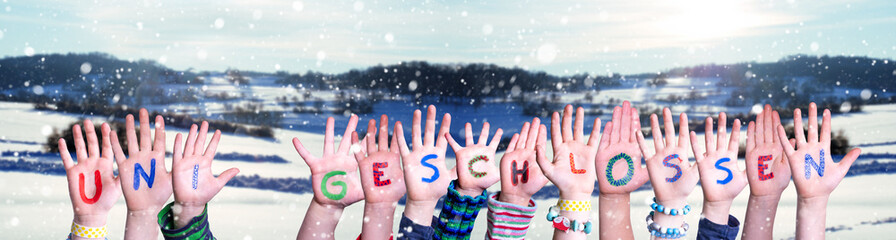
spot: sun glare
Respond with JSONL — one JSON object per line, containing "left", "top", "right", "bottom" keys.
{"left": 662, "top": 0, "right": 757, "bottom": 40}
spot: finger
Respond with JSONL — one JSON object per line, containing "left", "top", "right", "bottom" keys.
{"left": 776, "top": 125, "right": 796, "bottom": 157}
{"left": 535, "top": 141, "right": 553, "bottom": 179}
{"left": 793, "top": 108, "right": 807, "bottom": 145}
{"left": 574, "top": 106, "right": 585, "bottom": 141}
{"left": 746, "top": 121, "right": 755, "bottom": 152}
{"left": 550, "top": 111, "right": 562, "bottom": 148}
{"left": 378, "top": 115, "right": 389, "bottom": 151}
{"left": 323, "top": 117, "right": 335, "bottom": 155}
{"left": 650, "top": 114, "right": 664, "bottom": 152}
{"left": 465, "top": 123, "right": 474, "bottom": 146}
{"left": 352, "top": 132, "right": 365, "bottom": 161}
{"left": 100, "top": 124, "right": 113, "bottom": 162}
{"left": 728, "top": 119, "right": 742, "bottom": 153}
{"left": 690, "top": 131, "right": 704, "bottom": 163}
{"left": 611, "top": 106, "right": 622, "bottom": 143}
{"left": 390, "top": 129, "right": 399, "bottom": 154}
{"left": 139, "top": 108, "right": 152, "bottom": 151}
{"left": 449, "top": 165, "right": 458, "bottom": 181}
{"left": 83, "top": 119, "right": 100, "bottom": 158}
{"left": 771, "top": 111, "right": 781, "bottom": 144}
{"left": 424, "top": 105, "right": 437, "bottom": 146}
{"left": 620, "top": 101, "right": 631, "bottom": 142}
{"left": 717, "top": 113, "right": 728, "bottom": 151}
{"left": 630, "top": 108, "right": 641, "bottom": 143}
{"left": 838, "top": 148, "right": 861, "bottom": 178}
{"left": 203, "top": 130, "right": 221, "bottom": 159}
{"left": 518, "top": 122, "right": 531, "bottom": 149}
{"left": 215, "top": 168, "right": 240, "bottom": 189}
{"left": 763, "top": 105, "right": 773, "bottom": 143}
{"left": 110, "top": 131, "right": 126, "bottom": 165}
{"left": 678, "top": 112, "right": 690, "bottom": 148}
{"left": 183, "top": 124, "right": 198, "bottom": 155}
{"left": 446, "top": 133, "right": 462, "bottom": 151}
{"left": 173, "top": 133, "right": 184, "bottom": 162}
{"left": 125, "top": 114, "right": 139, "bottom": 157}
{"left": 506, "top": 133, "right": 519, "bottom": 152}
{"left": 489, "top": 128, "right": 503, "bottom": 149}
{"left": 412, "top": 109, "right": 423, "bottom": 149}
{"left": 72, "top": 124, "right": 88, "bottom": 161}
{"left": 587, "top": 117, "right": 602, "bottom": 147}
{"left": 436, "top": 113, "right": 452, "bottom": 150}
{"left": 821, "top": 109, "right": 832, "bottom": 144}
{"left": 153, "top": 116, "right": 166, "bottom": 152}
{"left": 293, "top": 137, "right": 315, "bottom": 165}
{"left": 338, "top": 114, "right": 359, "bottom": 154}
{"left": 395, "top": 121, "right": 410, "bottom": 156}
{"left": 525, "top": 117, "right": 541, "bottom": 149}
{"left": 478, "top": 122, "right": 490, "bottom": 145}
{"left": 663, "top": 108, "right": 676, "bottom": 147}
{"left": 561, "top": 105, "right": 574, "bottom": 141}
{"left": 194, "top": 121, "right": 209, "bottom": 156}
{"left": 366, "top": 119, "right": 377, "bottom": 152}
{"left": 598, "top": 121, "right": 613, "bottom": 150}
{"left": 789, "top": 138, "right": 796, "bottom": 149}
{"left": 808, "top": 102, "right": 818, "bottom": 143}
{"left": 635, "top": 128, "right": 652, "bottom": 159}
{"left": 59, "top": 138, "right": 74, "bottom": 169}
{"left": 755, "top": 112, "right": 765, "bottom": 144}
{"left": 537, "top": 124, "right": 547, "bottom": 149}
{"left": 705, "top": 117, "right": 716, "bottom": 152}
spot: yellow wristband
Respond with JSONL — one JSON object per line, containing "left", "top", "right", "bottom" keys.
{"left": 71, "top": 221, "right": 107, "bottom": 238}
{"left": 557, "top": 199, "right": 592, "bottom": 212}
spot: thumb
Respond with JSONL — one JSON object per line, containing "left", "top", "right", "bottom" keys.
{"left": 535, "top": 145, "right": 553, "bottom": 179}
{"left": 216, "top": 168, "right": 240, "bottom": 189}
{"left": 838, "top": 148, "right": 861, "bottom": 178}
{"left": 449, "top": 165, "right": 458, "bottom": 180}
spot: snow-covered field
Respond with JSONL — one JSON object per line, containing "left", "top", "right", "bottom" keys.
{"left": 2, "top": 100, "right": 896, "bottom": 239}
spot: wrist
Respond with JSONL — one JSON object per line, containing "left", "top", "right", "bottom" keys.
{"left": 73, "top": 214, "right": 107, "bottom": 227}
{"left": 701, "top": 200, "right": 732, "bottom": 225}
{"left": 455, "top": 184, "right": 484, "bottom": 197}
{"left": 403, "top": 199, "right": 438, "bottom": 226}
{"left": 497, "top": 192, "right": 531, "bottom": 206}
{"left": 559, "top": 191, "right": 592, "bottom": 201}
{"left": 363, "top": 201, "right": 397, "bottom": 212}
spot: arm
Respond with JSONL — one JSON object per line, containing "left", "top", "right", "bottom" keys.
{"left": 742, "top": 105, "right": 791, "bottom": 240}
{"left": 595, "top": 101, "right": 651, "bottom": 240}
{"left": 689, "top": 113, "right": 746, "bottom": 240}
{"left": 167, "top": 121, "right": 240, "bottom": 238}
{"left": 535, "top": 105, "right": 600, "bottom": 240}
{"left": 488, "top": 118, "right": 549, "bottom": 239}
{"left": 353, "top": 115, "right": 407, "bottom": 239}
{"left": 59, "top": 120, "right": 122, "bottom": 240}
{"left": 636, "top": 108, "right": 700, "bottom": 240}
{"left": 110, "top": 109, "right": 173, "bottom": 240}
{"left": 294, "top": 116, "right": 364, "bottom": 239}
{"left": 776, "top": 103, "right": 860, "bottom": 240}
{"left": 396, "top": 105, "right": 453, "bottom": 233}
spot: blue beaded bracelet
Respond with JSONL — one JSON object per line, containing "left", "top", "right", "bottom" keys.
{"left": 645, "top": 211, "right": 689, "bottom": 239}
{"left": 650, "top": 197, "right": 691, "bottom": 216}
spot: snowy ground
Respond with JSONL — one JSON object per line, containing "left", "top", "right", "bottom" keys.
{"left": 2, "top": 101, "right": 896, "bottom": 239}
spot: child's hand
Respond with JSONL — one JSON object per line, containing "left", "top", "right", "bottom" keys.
{"left": 294, "top": 115, "right": 364, "bottom": 208}
{"left": 536, "top": 105, "right": 599, "bottom": 201}
{"left": 596, "top": 101, "right": 650, "bottom": 195}
{"left": 171, "top": 122, "right": 239, "bottom": 227}
{"left": 690, "top": 113, "right": 747, "bottom": 203}
{"left": 776, "top": 102, "right": 860, "bottom": 199}
{"left": 499, "top": 118, "right": 549, "bottom": 205}
{"left": 396, "top": 105, "right": 452, "bottom": 204}
{"left": 60, "top": 120, "right": 122, "bottom": 227}
{"left": 745, "top": 105, "right": 791, "bottom": 197}
{"left": 111, "top": 109, "right": 173, "bottom": 213}
{"left": 636, "top": 108, "right": 699, "bottom": 202}
{"left": 353, "top": 115, "right": 406, "bottom": 204}
{"left": 445, "top": 122, "right": 503, "bottom": 196}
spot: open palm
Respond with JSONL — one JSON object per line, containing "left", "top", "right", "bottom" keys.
{"left": 111, "top": 109, "right": 172, "bottom": 212}
{"left": 446, "top": 122, "right": 503, "bottom": 193}
{"left": 59, "top": 120, "right": 122, "bottom": 225}
{"left": 294, "top": 115, "right": 364, "bottom": 208}
{"left": 691, "top": 113, "right": 747, "bottom": 202}
{"left": 396, "top": 105, "right": 452, "bottom": 202}
{"left": 596, "top": 101, "right": 650, "bottom": 195}
{"left": 745, "top": 105, "right": 791, "bottom": 197}
{"left": 537, "top": 105, "right": 599, "bottom": 200}
{"left": 777, "top": 103, "right": 860, "bottom": 199}
{"left": 353, "top": 115, "right": 406, "bottom": 204}
{"left": 499, "top": 119, "right": 550, "bottom": 203}
{"left": 637, "top": 108, "right": 698, "bottom": 201}
{"left": 172, "top": 122, "right": 240, "bottom": 208}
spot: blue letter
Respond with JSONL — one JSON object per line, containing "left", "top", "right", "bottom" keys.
{"left": 804, "top": 149, "right": 825, "bottom": 179}
{"left": 421, "top": 154, "right": 439, "bottom": 183}
{"left": 715, "top": 158, "right": 733, "bottom": 184}
{"left": 133, "top": 158, "right": 156, "bottom": 190}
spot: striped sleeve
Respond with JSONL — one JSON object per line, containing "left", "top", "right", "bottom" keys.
{"left": 485, "top": 192, "right": 536, "bottom": 240}
{"left": 157, "top": 202, "right": 215, "bottom": 240}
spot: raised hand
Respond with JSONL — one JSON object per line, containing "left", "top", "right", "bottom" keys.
{"left": 689, "top": 112, "right": 746, "bottom": 225}
{"left": 637, "top": 108, "right": 699, "bottom": 202}
{"left": 777, "top": 103, "right": 861, "bottom": 240}
{"left": 745, "top": 105, "right": 791, "bottom": 197}
{"left": 596, "top": 101, "right": 650, "bottom": 194}
{"left": 397, "top": 105, "right": 452, "bottom": 226}
{"left": 536, "top": 105, "right": 600, "bottom": 201}
{"left": 498, "top": 118, "right": 549, "bottom": 206}
{"left": 171, "top": 122, "right": 240, "bottom": 228}
{"left": 294, "top": 115, "right": 364, "bottom": 208}
{"left": 111, "top": 109, "right": 173, "bottom": 213}
{"left": 352, "top": 115, "right": 406, "bottom": 239}
{"left": 446, "top": 122, "right": 503, "bottom": 196}
{"left": 59, "top": 120, "right": 121, "bottom": 236}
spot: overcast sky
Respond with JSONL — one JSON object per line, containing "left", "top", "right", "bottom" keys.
{"left": 1, "top": 0, "right": 894, "bottom": 75}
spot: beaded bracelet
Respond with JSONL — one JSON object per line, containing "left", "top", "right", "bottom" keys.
{"left": 650, "top": 197, "right": 691, "bottom": 216}
{"left": 557, "top": 199, "right": 591, "bottom": 212}
{"left": 71, "top": 221, "right": 108, "bottom": 239}
{"left": 645, "top": 211, "right": 689, "bottom": 239}
{"left": 546, "top": 205, "right": 593, "bottom": 234}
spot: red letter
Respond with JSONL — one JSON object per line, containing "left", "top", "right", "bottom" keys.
{"left": 373, "top": 162, "right": 391, "bottom": 186}
{"left": 758, "top": 155, "right": 774, "bottom": 181}
{"left": 79, "top": 170, "right": 102, "bottom": 204}
{"left": 569, "top": 153, "right": 585, "bottom": 174}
